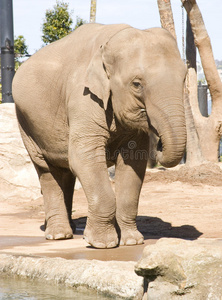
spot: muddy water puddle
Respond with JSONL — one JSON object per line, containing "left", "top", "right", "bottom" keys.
{"left": 0, "top": 274, "right": 112, "bottom": 300}
{"left": 0, "top": 235, "right": 157, "bottom": 261}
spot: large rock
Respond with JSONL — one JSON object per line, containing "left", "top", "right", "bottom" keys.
{"left": 135, "top": 238, "right": 222, "bottom": 299}
{"left": 0, "top": 103, "right": 41, "bottom": 201}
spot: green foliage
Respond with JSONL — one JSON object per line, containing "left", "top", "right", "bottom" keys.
{"left": 42, "top": 1, "right": 86, "bottom": 45}
{"left": 198, "top": 78, "right": 207, "bottom": 85}
{"left": 42, "top": 1, "right": 73, "bottom": 44}
{"left": 14, "top": 35, "right": 29, "bottom": 56}
{"left": 14, "top": 35, "right": 29, "bottom": 70}
{"left": 74, "top": 16, "right": 87, "bottom": 30}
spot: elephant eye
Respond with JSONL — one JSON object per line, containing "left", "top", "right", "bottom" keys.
{"left": 133, "top": 81, "right": 141, "bottom": 88}
{"left": 131, "top": 80, "right": 143, "bottom": 92}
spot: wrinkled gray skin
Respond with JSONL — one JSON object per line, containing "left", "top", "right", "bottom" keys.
{"left": 12, "top": 24, "right": 186, "bottom": 248}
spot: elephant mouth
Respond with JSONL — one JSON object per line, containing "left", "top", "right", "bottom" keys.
{"left": 149, "top": 124, "right": 164, "bottom": 162}
{"left": 157, "top": 138, "right": 163, "bottom": 152}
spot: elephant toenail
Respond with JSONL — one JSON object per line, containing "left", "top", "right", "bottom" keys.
{"left": 46, "top": 234, "right": 53, "bottom": 240}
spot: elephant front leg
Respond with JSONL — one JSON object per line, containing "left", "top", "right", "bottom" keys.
{"left": 84, "top": 184, "right": 118, "bottom": 248}
{"left": 115, "top": 137, "right": 148, "bottom": 246}
{"left": 69, "top": 148, "right": 118, "bottom": 249}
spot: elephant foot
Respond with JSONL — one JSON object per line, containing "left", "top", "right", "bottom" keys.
{"left": 45, "top": 221, "right": 73, "bottom": 240}
{"left": 119, "top": 228, "right": 144, "bottom": 246}
{"left": 84, "top": 223, "right": 118, "bottom": 249}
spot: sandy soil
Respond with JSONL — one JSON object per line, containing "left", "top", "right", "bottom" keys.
{"left": 1, "top": 163, "right": 222, "bottom": 261}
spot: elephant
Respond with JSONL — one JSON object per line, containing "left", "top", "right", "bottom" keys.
{"left": 12, "top": 23, "right": 186, "bottom": 249}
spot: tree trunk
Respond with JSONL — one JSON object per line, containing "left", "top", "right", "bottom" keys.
{"left": 157, "top": 0, "right": 222, "bottom": 164}
{"left": 181, "top": 0, "right": 222, "bottom": 163}
{"left": 184, "top": 15, "right": 205, "bottom": 166}
{"left": 157, "top": 0, "right": 177, "bottom": 40}
{"left": 90, "top": 0, "right": 97, "bottom": 23}
{"left": 184, "top": 69, "right": 205, "bottom": 166}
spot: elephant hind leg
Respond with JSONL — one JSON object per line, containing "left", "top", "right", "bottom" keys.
{"left": 36, "top": 164, "right": 75, "bottom": 240}
{"left": 16, "top": 107, "right": 75, "bottom": 239}
{"left": 58, "top": 168, "right": 76, "bottom": 233}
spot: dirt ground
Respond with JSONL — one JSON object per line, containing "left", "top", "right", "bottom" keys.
{"left": 1, "top": 162, "right": 222, "bottom": 261}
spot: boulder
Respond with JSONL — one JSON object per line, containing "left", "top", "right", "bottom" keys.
{"left": 135, "top": 238, "right": 222, "bottom": 299}
{"left": 0, "top": 103, "right": 41, "bottom": 201}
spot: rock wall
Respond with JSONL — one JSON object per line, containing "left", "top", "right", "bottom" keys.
{"left": 0, "top": 104, "right": 41, "bottom": 201}
{"left": 0, "top": 254, "right": 144, "bottom": 299}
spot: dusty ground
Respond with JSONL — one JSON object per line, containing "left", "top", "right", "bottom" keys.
{"left": 1, "top": 163, "right": 222, "bottom": 261}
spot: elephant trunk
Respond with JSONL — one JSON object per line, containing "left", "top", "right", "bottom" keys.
{"left": 146, "top": 98, "right": 186, "bottom": 168}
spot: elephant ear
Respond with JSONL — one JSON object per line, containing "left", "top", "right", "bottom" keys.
{"left": 85, "top": 46, "right": 110, "bottom": 110}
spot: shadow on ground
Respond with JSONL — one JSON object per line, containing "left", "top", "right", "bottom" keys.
{"left": 71, "top": 216, "right": 202, "bottom": 240}
{"left": 2, "top": 216, "right": 201, "bottom": 261}
{"left": 136, "top": 216, "right": 202, "bottom": 239}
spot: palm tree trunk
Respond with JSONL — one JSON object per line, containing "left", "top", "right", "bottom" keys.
{"left": 90, "top": 0, "right": 97, "bottom": 23}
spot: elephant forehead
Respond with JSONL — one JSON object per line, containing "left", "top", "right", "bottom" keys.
{"left": 104, "top": 27, "right": 185, "bottom": 80}
{"left": 109, "top": 45, "right": 169, "bottom": 77}
{"left": 107, "top": 32, "right": 179, "bottom": 66}
{"left": 108, "top": 27, "right": 175, "bottom": 49}
{"left": 108, "top": 32, "right": 146, "bottom": 56}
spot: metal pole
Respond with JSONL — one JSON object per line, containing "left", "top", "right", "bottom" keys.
{"left": 186, "top": 15, "right": 196, "bottom": 70}
{"left": 198, "top": 83, "right": 208, "bottom": 117}
{"left": 0, "top": 0, "right": 15, "bottom": 103}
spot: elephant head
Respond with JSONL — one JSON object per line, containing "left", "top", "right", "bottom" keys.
{"left": 85, "top": 27, "right": 187, "bottom": 168}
